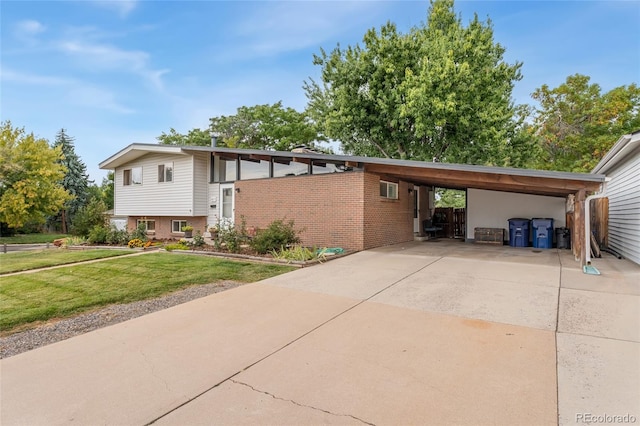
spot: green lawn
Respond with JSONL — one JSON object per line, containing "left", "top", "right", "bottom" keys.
{"left": 0, "top": 249, "right": 133, "bottom": 274}
{"left": 0, "top": 233, "right": 69, "bottom": 244}
{"left": 0, "top": 252, "right": 295, "bottom": 333}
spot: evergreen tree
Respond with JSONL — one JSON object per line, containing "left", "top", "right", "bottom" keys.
{"left": 50, "top": 129, "right": 91, "bottom": 233}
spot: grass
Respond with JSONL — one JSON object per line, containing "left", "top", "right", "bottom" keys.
{"left": 0, "top": 249, "right": 133, "bottom": 274}
{"left": 0, "top": 252, "right": 295, "bottom": 333}
{"left": 0, "top": 233, "right": 69, "bottom": 244}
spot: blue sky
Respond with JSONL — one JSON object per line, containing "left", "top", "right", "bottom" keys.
{"left": 2, "top": 0, "right": 639, "bottom": 182}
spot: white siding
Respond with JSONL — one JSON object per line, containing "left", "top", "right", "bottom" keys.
{"left": 606, "top": 151, "right": 640, "bottom": 265}
{"left": 114, "top": 153, "right": 195, "bottom": 216}
{"left": 193, "top": 153, "right": 209, "bottom": 216}
{"left": 467, "top": 189, "right": 566, "bottom": 242}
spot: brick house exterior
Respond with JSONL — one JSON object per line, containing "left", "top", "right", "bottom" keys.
{"left": 100, "top": 144, "right": 604, "bottom": 260}
{"left": 236, "top": 171, "right": 414, "bottom": 251}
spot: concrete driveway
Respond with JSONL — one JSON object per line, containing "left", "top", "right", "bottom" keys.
{"left": 1, "top": 241, "right": 638, "bottom": 425}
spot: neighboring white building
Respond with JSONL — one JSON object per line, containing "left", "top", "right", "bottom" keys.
{"left": 592, "top": 130, "right": 640, "bottom": 265}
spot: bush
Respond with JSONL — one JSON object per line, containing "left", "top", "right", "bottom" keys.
{"left": 130, "top": 223, "right": 147, "bottom": 242}
{"left": 88, "top": 225, "right": 108, "bottom": 244}
{"left": 210, "top": 218, "right": 247, "bottom": 253}
{"left": 106, "top": 227, "right": 130, "bottom": 245}
{"left": 251, "top": 219, "right": 301, "bottom": 254}
{"left": 271, "top": 246, "right": 327, "bottom": 263}
{"left": 71, "top": 198, "right": 108, "bottom": 237}
{"left": 164, "top": 242, "right": 189, "bottom": 251}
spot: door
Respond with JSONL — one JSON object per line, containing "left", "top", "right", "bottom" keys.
{"left": 220, "top": 184, "right": 234, "bottom": 224}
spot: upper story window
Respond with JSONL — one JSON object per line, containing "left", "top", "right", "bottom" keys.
{"left": 123, "top": 167, "right": 142, "bottom": 186}
{"left": 380, "top": 180, "right": 398, "bottom": 199}
{"left": 158, "top": 163, "right": 173, "bottom": 183}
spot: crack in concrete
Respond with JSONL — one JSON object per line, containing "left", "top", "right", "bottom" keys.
{"left": 138, "top": 347, "right": 173, "bottom": 395}
{"left": 230, "top": 379, "right": 376, "bottom": 426}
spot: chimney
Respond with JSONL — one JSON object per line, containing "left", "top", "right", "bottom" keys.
{"left": 211, "top": 133, "right": 218, "bottom": 147}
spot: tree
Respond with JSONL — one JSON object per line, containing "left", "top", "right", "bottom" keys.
{"left": 531, "top": 74, "right": 640, "bottom": 172}
{"left": 49, "top": 129, "right": 91, "bottom": 233}
{"left": 157, "top": 128, "right": 211, "bottom": 146}
{"left": 209, "top": 102, "right": 323, "bottom": 151}
{"left": 71, "top": 197, "right": 108, "bottom": 237}
{"left": 305, "top": 0, "right": 522, "bottom": 165}
{"left": 100, "top": 171, "right": 115, "bottom": 210}
{"left": 0, "top": 121, "right": 71, "bottom": 230}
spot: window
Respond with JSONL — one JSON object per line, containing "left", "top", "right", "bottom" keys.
{"left": 158, "top": 163, "right": 173, "bottom": 183}
{"left": 124, "top": 167, "right": 142, "bottom": 186}
{"left": 380, "top": 181, "right": 398, "bottom": 199}
{"left": 172, "top": 220, "right": 188, "bottom": 233}
{"left": 213, "top": 156, "right": 237, "bottom": 182}
{"left": 136, "top": 219, "right": 155, "bottom": 233}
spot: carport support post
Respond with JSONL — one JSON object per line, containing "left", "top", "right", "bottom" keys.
{"left": 572, "top": 189, "right": 586, "bottom": 266}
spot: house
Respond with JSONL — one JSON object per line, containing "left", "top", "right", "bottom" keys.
{"left": 592, "top": 130, "right": 640, "bottom": 265}
{"left": 99, "top": 144, "right": 604, "bottom": 262}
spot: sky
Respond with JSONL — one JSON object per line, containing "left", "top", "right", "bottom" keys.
{"left": 1, "top": 0, "right": 639, "bottom": 183}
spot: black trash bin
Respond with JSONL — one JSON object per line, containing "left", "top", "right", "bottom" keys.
{"left": 556, "top": 227, "right": 571, "bottom": 249}
{"left": 508, "top": 218, "right": 530, "bottom": 247}
{"left": 532, "top": 218, "right": 554, "bottom": 249}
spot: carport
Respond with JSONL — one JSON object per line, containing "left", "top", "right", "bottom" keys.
{"left": 362, "top": 159, "right": 605, "bottom": 265}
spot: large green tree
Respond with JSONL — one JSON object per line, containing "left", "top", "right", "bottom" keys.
{"left": 157, "top": 128, "right": 211, "bottom": 146}
{"left": 531, "top": 74, "right": 640, "bottom": 172}
{"left": 158, "top": 102, "right": 323, "bottom": 152}
{"left": 305, "top": 0, "right": 522, "bottom": 165}
{"left": 209, "top": 102, "right": 322, "bottom": 151}
{"left": 0, "top": 121, "right": 71, "bottom": 230}
{"left": 49, "top": 129, "right": 91, "bottom": 233}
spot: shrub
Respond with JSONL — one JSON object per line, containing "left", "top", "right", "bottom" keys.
{"left": 88, "top": 225, "right": 108, "bottom": 244}
{"left": 271, "top": 246, "right": 327, "bottom": 263}
{"left": 164, "top": 242, "right": 189, "bottom": 251}
{"left": 251, "top": 219, "right": 301, "bottom": 254}
{"left": 71, "top": 198, "right": 108, "bottom": 237}
{"left": 210, "top": 217, "right": 248, "bottom": 253}
{"left": 106, "top": 226, "right": 130, "bottom": 245}
{"left": 191, "top": 231, "right": 205, "bottom": 248}
{"left": 130, "top": 223, "right": 147, "bottom": 242}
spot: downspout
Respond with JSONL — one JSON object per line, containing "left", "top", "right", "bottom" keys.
{"left": 584, "top": 179, "right": 609, "bottom": 268}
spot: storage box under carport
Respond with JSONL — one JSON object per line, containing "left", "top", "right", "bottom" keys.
{"left": 474, "top": 228, "right": 505, "bottom": 245}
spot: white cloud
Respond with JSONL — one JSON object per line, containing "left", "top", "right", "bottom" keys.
{"left": 90, "top": 0, "right": 138, "bottom": 18}
{"left": 57, "top": 40, "right": 169, "bottom": 90}
{"left": 0, "top": 67, "right": 71, "bottom": 86}
{"left": 1, "top": 67, "right": 134, "bottom": 114}
{"left": 233, "top": 2, "right": 386, "bottom": 56}
{"left": 15, "top": 19, "right": 46, "bottom": 36}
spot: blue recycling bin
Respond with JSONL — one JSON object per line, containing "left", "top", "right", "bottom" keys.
{"left": 508, "top": 218, "right": 530, "bottom": 247}
{"left": 532, "top": 218, "right": 554, "bottom": 249}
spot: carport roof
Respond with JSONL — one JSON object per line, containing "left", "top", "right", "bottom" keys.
{"left": 100, "top": 143, "right": 605, "bottom": 198}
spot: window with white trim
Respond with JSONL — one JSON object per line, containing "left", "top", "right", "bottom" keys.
{"left": 158, "top": 163, "right": 173, "bottom": 183}
{"left": 380, "top": 181, "right": 398, "bottom": 199}
{"left": 136, "top": 219, "right": 155, "bottom": 233}
{"left": 172, "top": 220, "right": 188, "bottom": 233}
{"left": 124, "top": 167, "right": 142, "bottom": 186}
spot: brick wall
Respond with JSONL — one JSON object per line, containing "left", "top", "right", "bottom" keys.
{"left": 235, "top": 172, "right": 366, "bottom": 251}
{"left": 363, "top": 174, "right": 415, "bottom": 249}
{"left": 236, "top": 171, "right": 415, "bottom": 251}
{"left": 127, "top": 216, "right": 207, "bottom": 240}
